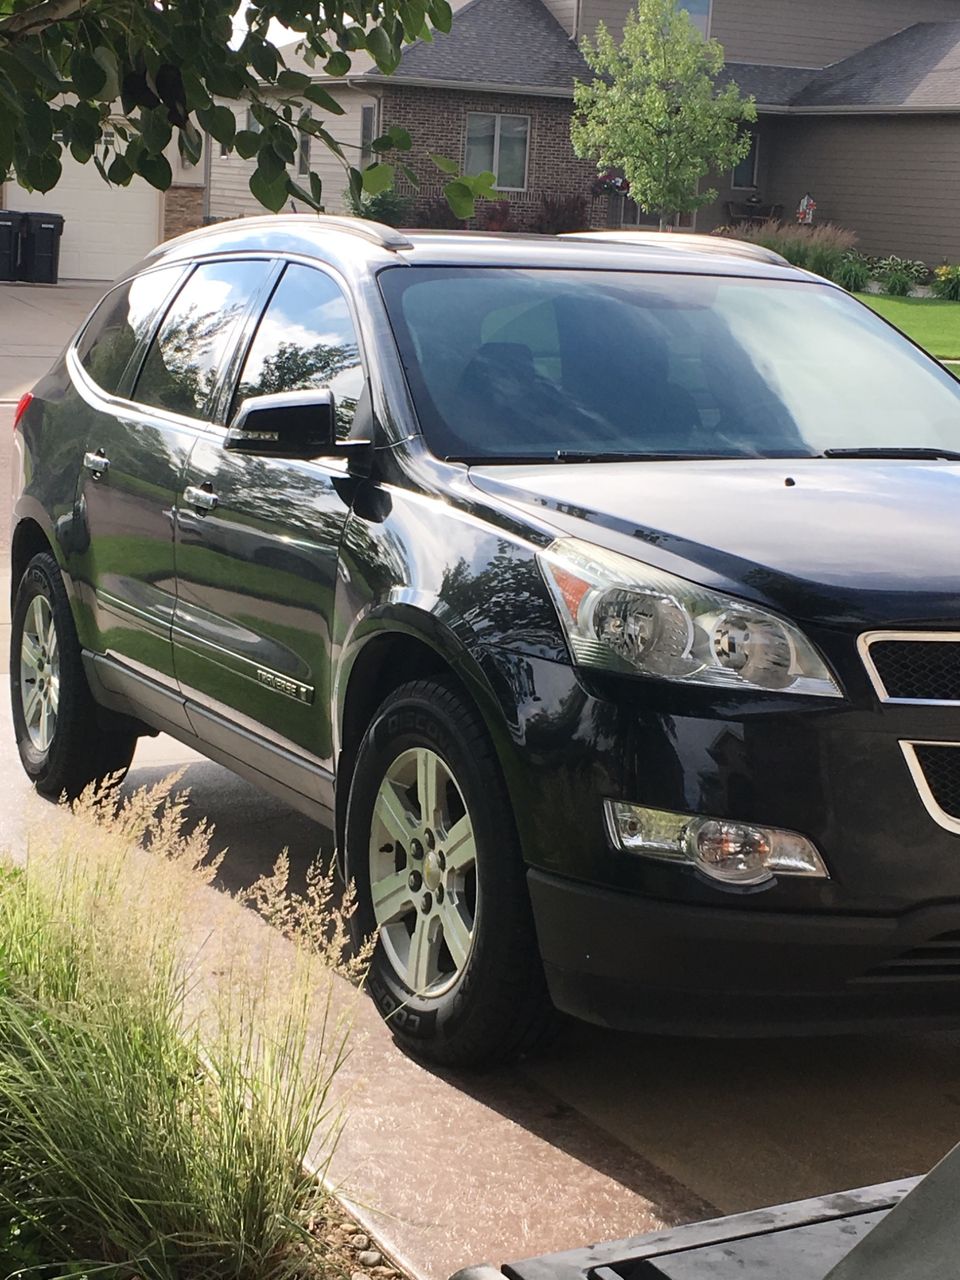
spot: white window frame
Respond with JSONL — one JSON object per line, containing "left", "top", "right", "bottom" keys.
{"left": 298, "top": 115, "right": 311, "bottom": 176}
{"left": 360, "top": 103, "right": 377, "bottom": 169}
{"left": 465, "top": 112, "right": 530, "bottom": 192}
{"left": 731, "top": 130, "right": 760, "bottom": 191}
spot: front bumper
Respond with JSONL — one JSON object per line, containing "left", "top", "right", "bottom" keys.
{"left": 528, "top": 868, "right": 960, "bottom": 1034}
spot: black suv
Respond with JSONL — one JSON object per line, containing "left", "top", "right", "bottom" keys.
{"left": 12, "top": 216, "right": 960, "bottom": 1065}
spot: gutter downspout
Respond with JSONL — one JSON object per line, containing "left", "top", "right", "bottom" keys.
{"left": 202, "top": 130, "right": 212, "bottom": 223}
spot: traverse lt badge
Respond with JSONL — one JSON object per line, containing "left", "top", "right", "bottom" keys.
{"left": 256, "top": 669, "right": 314, "bottom": 704}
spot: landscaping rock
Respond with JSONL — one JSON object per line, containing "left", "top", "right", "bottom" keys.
{"left": 359, "top": 1249, "right": 383, "bottom": 1267}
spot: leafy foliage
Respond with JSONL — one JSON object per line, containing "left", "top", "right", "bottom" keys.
{"left": 933, "top": 263, "right": 960, "bottom": 302}
{"left": 412, "top": 194, "right": 468, "bottom": 229}
{"left": 874, "top": 255, "right": 928, "bottom": 294}
{"left": 531, "top": 192, "right": 587, "bottom": 234}
{"left": 571, "top": 0, "right": 756, "bottom": 227}
{"left": 477, "top": 198, "right": 515, "bottom": 232}
{"left": 834, "top": 250, "right": 871, "bottom": 293}
{"left": 344, "top": 182, "right": 412, "bottom": 226}
{"left": 0, "top": 0, "right": 491, "bottom": 216}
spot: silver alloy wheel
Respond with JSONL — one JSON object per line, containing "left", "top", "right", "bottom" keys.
{"left": 20, "top": 594, "right": 60, "bottom": 754}
{"left": 369, "top": 746, "right": 479, "bottom": 997}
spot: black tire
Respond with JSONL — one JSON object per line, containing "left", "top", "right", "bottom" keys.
{"left": 345, "top": 676, "right": 554, "bottom": 1068}
{"left": 10, "top": 552, "right": 137, "bottom": 800}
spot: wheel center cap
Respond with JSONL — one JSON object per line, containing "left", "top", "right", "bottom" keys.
{"left": 423, "top": 849, "right": 442, "bottom": 891}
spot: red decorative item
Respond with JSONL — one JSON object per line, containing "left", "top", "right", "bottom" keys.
{"left": 796, "top": 193, "right": 817, "bottom": 225}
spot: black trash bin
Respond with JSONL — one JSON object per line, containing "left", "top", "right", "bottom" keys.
{"left": 19, "top": 211, "right": 65, "bottom": 284}
{"left": 0, "top": 211, "right": 24, "bottom": 282}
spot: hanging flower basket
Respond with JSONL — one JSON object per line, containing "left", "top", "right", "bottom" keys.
{"left": 592, "top": 170, "right": 630, "bottom": 197}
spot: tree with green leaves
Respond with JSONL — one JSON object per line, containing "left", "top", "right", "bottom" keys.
{"left": 0, "top": 0, "right": 495, "bottom": 216}
{"left": 571, "top": 0, "right": 756, "bottom": 230}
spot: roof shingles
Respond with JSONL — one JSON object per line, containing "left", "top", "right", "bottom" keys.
{"left": 356, "top": 1, "right": 960, "bottom": 113}
{"left": 363, "top": 0, "right": 590, "bottom": 89}
{"left": 792, "top": 21, "right": 960, "bottom": 108}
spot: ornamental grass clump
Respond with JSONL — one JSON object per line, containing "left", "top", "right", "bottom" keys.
{"left": 0, "top": 776, "right": 363, "bottom": 1280}
{"left": 715, "top": 220, "right": 857, "bottom": 282}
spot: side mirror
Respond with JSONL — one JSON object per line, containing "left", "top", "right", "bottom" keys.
{"left": 224, "top": 387, "right": 358, "bottom": 459}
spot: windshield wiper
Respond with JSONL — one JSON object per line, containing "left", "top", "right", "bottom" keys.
{"left": 823, "top": 447, "right": 960, "bottom": 462}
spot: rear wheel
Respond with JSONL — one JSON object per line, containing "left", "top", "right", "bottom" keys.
{"left": 10, "top": 552, "right": 137, "bottom": 799}
{"left": 346, "top": 677, "right": 553, "bottom": 1068}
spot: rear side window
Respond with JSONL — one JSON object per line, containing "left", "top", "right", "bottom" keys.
{"left": 134, "top": 260, "right": 273, "bottom": 419}
{"left": 75, "top": 267, "right": 183, "bottom": 396}
{"left": 234, "top": 263, "right": 364, "bottom": 440}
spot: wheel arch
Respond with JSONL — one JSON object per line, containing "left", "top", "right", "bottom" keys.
{"left": 334, "top": 609, "right": 517, "bottom": 862}
{"left": 10, "top": 517, "right": 56, "bottom": 610}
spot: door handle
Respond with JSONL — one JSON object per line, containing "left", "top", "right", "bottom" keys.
{"left": 183, "top": 484, "right": 219, "bottom": 514}
{"left": 83, "top": 449, "right": 110, "bottom": 477}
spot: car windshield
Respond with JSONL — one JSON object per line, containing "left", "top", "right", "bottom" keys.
{"left": 378, "top": 266, "right": 960, "bottom": 461}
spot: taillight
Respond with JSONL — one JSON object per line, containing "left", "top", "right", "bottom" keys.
{"left": 13, "top": 392, "right": 33, "bottom": 430}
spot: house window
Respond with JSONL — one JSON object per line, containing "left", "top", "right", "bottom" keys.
{"left": 298, "top": 116, "right": 311, "bottom": 175}
{"left": 732, "top": 131, "right": 760, "bottom": 190}
{"left": 682, "top": 0, "right": 710, "bottom": 35}
{"left": 465, "top": 112, "right": 529, "bottom": 190}
{"left": 360, "top": 104, "right": 377, "bottom": 169}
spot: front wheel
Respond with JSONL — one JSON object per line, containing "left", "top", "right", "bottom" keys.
{"left": 345, "top": 677, "right": 553, "bottom": 1068}
{"left": 10, "top": 552, "right": 137, "bottom": 799}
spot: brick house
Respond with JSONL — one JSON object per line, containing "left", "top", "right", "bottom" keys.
{"left": 353, "top": 0, "right": 960, "bottom": 261}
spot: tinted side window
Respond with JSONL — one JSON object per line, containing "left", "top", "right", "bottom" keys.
{"left": 135, "top": 260, "right": 272, "bottom": 419}
{"left": 75, "top": 267, "right": 183, "bottom": 396}
{"left": 235, "top": 263, "right": 364, "bottom": 440}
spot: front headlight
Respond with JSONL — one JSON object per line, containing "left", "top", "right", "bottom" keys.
{"left": 538, "top": 538, "right": 840, "bottom": 697}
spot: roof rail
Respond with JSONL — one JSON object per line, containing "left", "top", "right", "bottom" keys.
{"left": 562, "top": 230, "right": 789, "bottom": 266}
{"left": 164, "top": 212, "right": 413, "bottom": 253}
{"left": 307, "top": 214, "right": 414, "bottom": 250}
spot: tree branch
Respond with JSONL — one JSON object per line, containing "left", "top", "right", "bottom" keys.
{"left": 0, "top": 0, "right": 91, "bottom": 39}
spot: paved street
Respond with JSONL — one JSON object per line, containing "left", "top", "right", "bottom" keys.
{"left": 3, "top": 281, "right": 960, "bottom": 1273}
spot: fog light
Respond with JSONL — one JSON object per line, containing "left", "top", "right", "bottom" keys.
{"left": 603, "top": 800, "right": 828, "bottom": 886}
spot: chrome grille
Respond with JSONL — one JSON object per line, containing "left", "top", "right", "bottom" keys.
{"left": 860, "top": 632, "right": 960, "bottom": 703}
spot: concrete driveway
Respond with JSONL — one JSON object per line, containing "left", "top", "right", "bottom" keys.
{"left": 0, "top": 279, "right": 105, "bottom": 404}
{"left": 4, "top": 282, "right": 960, "bottom": 1277}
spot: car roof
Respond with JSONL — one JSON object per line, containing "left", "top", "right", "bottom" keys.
{"left": 562, "top": 229, "right": 791, "bottom": 266}
{"left": 134, "top": 214, "right": 814, "bottom": 284}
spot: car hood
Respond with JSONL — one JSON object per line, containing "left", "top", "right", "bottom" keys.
{"left": 467, "top": 458, "right": 960, "bottom": 627}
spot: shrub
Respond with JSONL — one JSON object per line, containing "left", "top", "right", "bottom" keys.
{"left": 344, "top": 185, "right": 412, "bottom": 227}
{"left": 0, "top": 778, "right": 364, "bottom": 1279}
{"left": 477, "top": 199, "right": 515, "bottom": 232}
{"left": 411, "top": 194, "right": 467, "bottom": 229}
{"left": 834, "top": 251, "right": 872, "bottom": 293}
{"left": 933, "top": 264, "right": 960, "bottom": 301}
{"left": 875, "top": 255, "right": 928, "bottom": 286}
{"left": 531, "top": 193, "right": 587, "bottom": 235}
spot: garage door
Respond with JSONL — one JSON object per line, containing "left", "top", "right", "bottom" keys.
{"left": 6, "top": 151, "right": 162, "bottom": 282}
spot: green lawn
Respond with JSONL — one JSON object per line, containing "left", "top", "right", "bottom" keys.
{"left": 855, "top": 294, "right": 960, "bottom": 362}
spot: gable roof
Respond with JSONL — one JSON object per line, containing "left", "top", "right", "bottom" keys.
{"left": 348, "top": 4, "right": 960, "bottom": 113}
{"left": 792, "top": 21, "right": 960, "bottom": 109}
{"left": 360, "top": 0, "right": 590, "bottom": 92}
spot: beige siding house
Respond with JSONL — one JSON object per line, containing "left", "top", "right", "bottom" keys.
{"left": 208, "top": 82, "right": 379, "bottom": 219}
